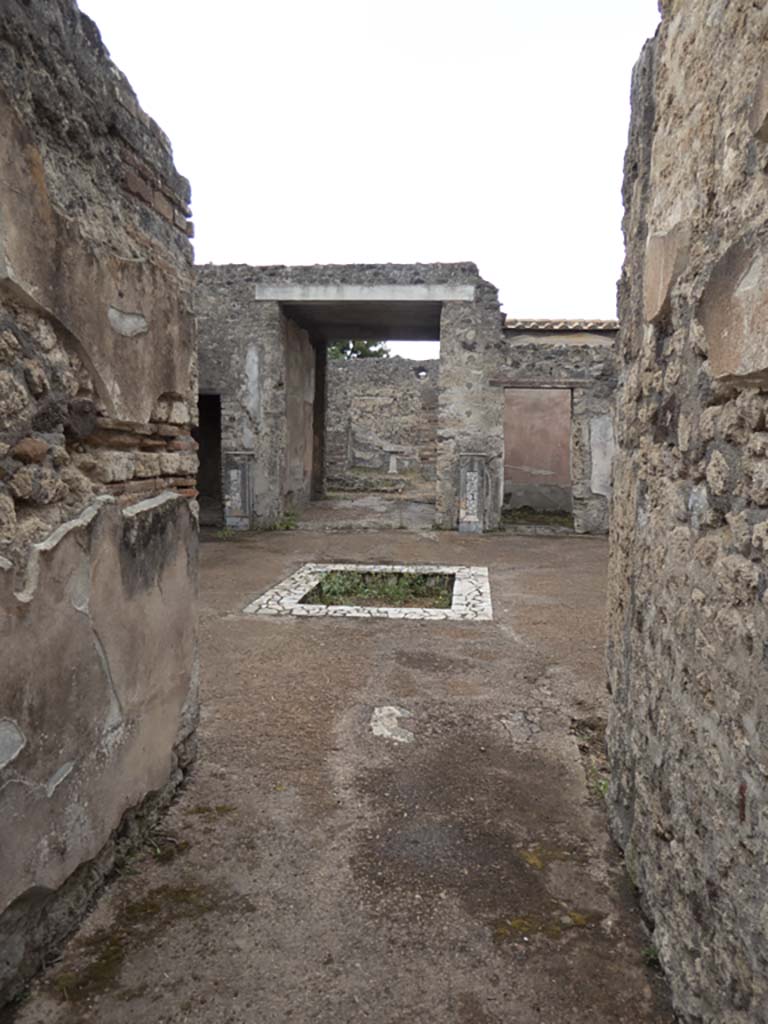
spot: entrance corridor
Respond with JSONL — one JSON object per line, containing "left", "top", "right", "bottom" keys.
{"left": 13, "top": 531, "right": 672, "bottom": 1024}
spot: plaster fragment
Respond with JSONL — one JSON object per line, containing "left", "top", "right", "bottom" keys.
{"left": 107, "top": 306, "right": 149, "bottom": 338}
{"left": 45, "top": 762, "right": 74, "bottom": 797}
{"left": 0, "top": 720, "right": 25, "bottom": 769}
{"left": 370, "top": 706, "right": 414, "bottom": 744}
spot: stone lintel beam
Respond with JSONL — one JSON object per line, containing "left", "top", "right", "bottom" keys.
{"left": 252, "top": 283, "right": 476, "bottom": 303}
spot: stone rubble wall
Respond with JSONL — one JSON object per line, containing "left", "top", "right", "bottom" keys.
{"left": 436, "top": 278, "right": 505, "bottom": 531}
{"left": 499, "top": 330, "right": 617, "bottom": 533}
{"left": 196, "top": 263, "right": 504, "bottom": 530}
{"left": 195, "top": 266, "right": 317, "bottom": 527}
{"left": 326, "top": 356, "right": 439, "bottom": 494}
{"left": 607, "top": 3, "right": 768, "bottom": 1021}
{"left": 0, "top": 0, "right": 197, "bottom": 1005}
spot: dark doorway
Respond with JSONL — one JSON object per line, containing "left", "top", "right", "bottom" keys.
{"left": 193, "top": 394, "right": 223, "bottom": 527}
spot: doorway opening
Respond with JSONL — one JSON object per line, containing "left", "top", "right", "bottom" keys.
{"left": 308, "top": 339, "right": 440, "bottom": 530}
{"left": 194, "top": 393, "right": 223, "bottom": 527}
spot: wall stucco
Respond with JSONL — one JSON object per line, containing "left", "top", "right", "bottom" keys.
{"left": 503, "top": 388, "right": 572, "bottom": 512}
{"left": 0, "top": 1, "right": 198, "bottom": 1004}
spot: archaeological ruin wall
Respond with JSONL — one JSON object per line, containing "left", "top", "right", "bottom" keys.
{"left": 326, "top": 356, "right": 439, "bottom": 495}
{"left": 194, "top": 266, "right": 319, "bottom": 528}
{"left": 608, "top": 3, "right": 768, "bottom": 1021}
{"left": 496, "top": 321, "right": 617, "bottom": 533}
{"left": 0, "top": 1, "right": 198, "bottom": 1004}
{"left": 195, "top": 263, "right": 505, "bottom": 532}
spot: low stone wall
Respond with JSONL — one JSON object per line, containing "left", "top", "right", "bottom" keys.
{"left": 497, "top": 328, "right": 617, "bottom": 533}
{"left": 608, "top": 4, "right": 768, "bottom": 1021}
{"left": 0, "top": 1, "right": 197, "bottom": 1004}
{"left": 326, "top": 357, "right": 439, "bottom": 493}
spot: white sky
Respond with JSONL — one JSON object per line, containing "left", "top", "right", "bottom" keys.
{"left": 78, "top": 0, "right": 660, "bottom": 358}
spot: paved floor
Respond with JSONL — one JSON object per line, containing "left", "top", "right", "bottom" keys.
{"left": 12, "top": 530, "right": 673, "bottom": 1024}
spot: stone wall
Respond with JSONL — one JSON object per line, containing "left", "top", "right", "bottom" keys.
{"left": 0, "top": 1, "right": 197, "bottom": 1004}
{"left": 497, "top": 327, "right": 617, "bottom": 533}
{"left": 607, "top": 4, "right": 768, "bottom": 1021}
{"left": 436, "top": 277, "right": 505, "bottom": 531}
{"left": 194, "top": 266, "right": 319, "bottom": 528}
{"left": 326, "top": 356, "right": 438, "bottom": 494}
{"left": 196, "top": 263, "right": 504, "bottom": 531}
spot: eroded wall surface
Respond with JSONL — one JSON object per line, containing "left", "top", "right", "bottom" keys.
{"left": 437, "top": 279, "right": 505, "bottom": 531}
{"left": 0, "top": 1, "right": 197, "bottom": 1003}
{"left": 498, "top": 329, "right": 617, "bottom": 533}
{"left": 326, "top": 357, "right": 438, "bottom": 493}
{"left": 608, "top": 4, "right": 768, "bottom": 1021}
{"left": 195, "top": 267, "right": 317, "bottom": 527}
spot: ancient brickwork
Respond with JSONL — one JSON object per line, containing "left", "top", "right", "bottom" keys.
{"left": 607, "top": 4, "right": 768, "bottom": 1021}
{"left": 498, "top": 327, "right": 618, "bottom": 533}
{"left": 326, "top": 357, "right": 438, "bottom": 493}
{"left": 0, "top": 1, "right": 197, "bottom": 1005}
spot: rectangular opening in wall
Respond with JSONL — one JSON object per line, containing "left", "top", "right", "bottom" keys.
{"left": 193, "top": 393, "right": 223, "bottom": 527}
{"left": 322, "top": 339, "right": 440, "bottom": 526}
{"left": 502, "top": 388, "right": 574, "bottom": 527}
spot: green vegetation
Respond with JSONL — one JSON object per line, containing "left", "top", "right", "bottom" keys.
{"left": 643, "top": 944, "right": 662, "bottom": 969}
{"left": 51, "top": 884, "right": 218, "bottom": 1004}
{"left": 301, "top": 570, "right": 454, "bottom": 608}
{"left": 267, "top": 512, "right": 298, "bottom": 531}
{"left": 327, "top": 339, "right": 389, "bottom": 360}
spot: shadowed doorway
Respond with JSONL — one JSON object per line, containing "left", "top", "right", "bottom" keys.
{"left": 194, "top": 394, "right": 224, "bottom": 527}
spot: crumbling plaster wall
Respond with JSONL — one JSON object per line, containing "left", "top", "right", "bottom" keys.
{"left": 194, "top": 266, "right": 317, "bottom": 527}
{"left": 607, "top": 4, "right": 768, "bottom": 1022}
{"left": 326, "top": 356, "right": 438, "bottom": 493}
{"left": 0, "top": 0, "right": 197, "bottom": 1004}
{"left": 498, "top": 330, "right": 617, "bottom": 533}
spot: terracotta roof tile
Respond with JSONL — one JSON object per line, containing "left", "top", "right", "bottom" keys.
{"left": 504, "top": 318, "right": 620, "bottom": 332}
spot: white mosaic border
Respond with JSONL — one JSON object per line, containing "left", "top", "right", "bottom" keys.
{"left": 243, "top": 563, "right": 493, "bottom": 621}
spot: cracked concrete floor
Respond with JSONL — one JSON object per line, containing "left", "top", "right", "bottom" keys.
{"left": 11, "top": 530, "right": 673, "bottom": 1024}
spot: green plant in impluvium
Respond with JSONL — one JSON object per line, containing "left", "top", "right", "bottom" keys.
{"left": 302, "top": 570, "right": 453, "bottom": 608}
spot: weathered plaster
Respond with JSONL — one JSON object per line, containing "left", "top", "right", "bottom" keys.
{"left": 0, "top": 1, "right": 198, "bottom": 1005}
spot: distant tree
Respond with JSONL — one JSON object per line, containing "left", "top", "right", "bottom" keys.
{"left": 327, "top": 339, "right": 390, "bottom": 360}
